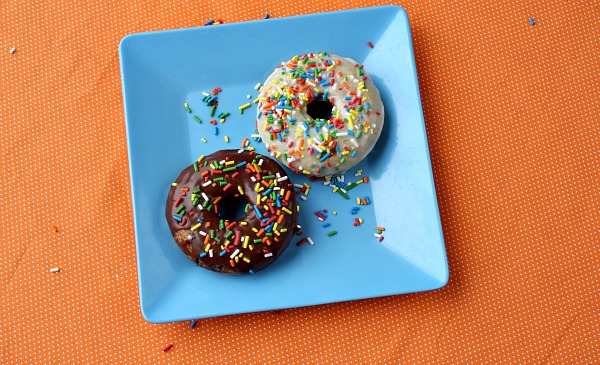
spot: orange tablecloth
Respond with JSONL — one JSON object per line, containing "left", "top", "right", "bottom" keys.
{"left": 2, "top": 1, "right": 599, "bottom": 363}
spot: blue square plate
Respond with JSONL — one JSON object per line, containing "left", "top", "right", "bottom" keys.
{"left": 119, "top": 5, "right": 448, "bottom": 323}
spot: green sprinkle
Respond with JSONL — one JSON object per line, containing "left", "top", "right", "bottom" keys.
{"left": 202, "top": 200, "right": 209, "bottom": 208}
{"left": 221, "top": 112, "right": 230, "bottom": 118}
{"left": 345, "top": 183, "right": 357, "bottom": 191}
{"left": 225, "top": 231, "right": 233, "bottom": 239}
{"left": 262, "top": 175, "right": 275, "bottom": 180}
{"left": 184, "top": 103, "right": 191, "bottom": 113}
{"left": 265, "top": 232, "right": 273, "bottom": 237}
{"left": 223, "top": 167, "right": 237, "bottom": 172}
{"left": 337, "top": 190, "right": 350, "bottom": 199}
{"left": 192, "top": 198, "right": 199, "bottom": 206}
{"left": 327, "top": 230, "right": 338, "bottom": 237}
{"left": 194, "top": 115, "right": 202, "bottom": 123}
{"left": 193, "top": 189, "right": 200, "bottom": 193}
{"left": 219, "top": 220, "right": 225, "bottom": 229}
{"left": 176, "top": 205, "right": 185, "bottom": 214}
{"left": 253, "top": 239, "right": 262, "bottom": 243}
{"left": 340, "top": 157, "right": 347, "bottom": 164}
{"left": 356, "top": 130, "right": 363, "bottom": 139}
{"left": 210, "top": 230, "right": 215, "bottom": 238}
{"left": 210, "top": 105, "right": 216, "bottom": 117}
{"left": 214, "top": 237, "right": 221, "bottom": 243}
{"left": 219, "top": 181, "right": 228, "bottom": 186}
{"left": 178, "top": 211, "right": 185, "bottom": 218}
{"left": 213, "top": 177, "right": 225, "bottom": 182}
{"left": 193, "top": 163, "right": 198, "bottom": 172}
{"left": 245, "top": 204, "right": 250, "bottom": 212}
{"left": 207, "top": 204, "right": 213, "bottom": 211}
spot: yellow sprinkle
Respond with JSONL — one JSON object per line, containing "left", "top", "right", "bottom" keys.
{"left": 342, "top": 151, "right": 350, "bottom": 155}
{"left": 255, "top": 183, "right": 261, "bottom": 191}
{"left": 198, "top": 155, "right": 205, "bottom": 162}
{"left": 205, "top": 244, "right": 211, "bottom": 252}
{"left": 333, "top": 211, "right": 337, "bottom": 215}
{"left": 243, "top": 236, "right": 249, "bottom": 248}
{"left": 184, "top": 102, "right": 189, "bottom": 108}
{"left": 350, "top": 109, "right": 359, "bottom": 116}
{"left": 363, "top": 89, "right": 369, "bottom": 92}
{"left": 308, "top": 139, "right": 313, "bottom": 146}
{"left": 273, "top": 222, "right": 278, "bottom": 231}
{"left": 225, "top": 161, "right": 235, "bottom": 166}
{"left": 333, "top": 186, "right": 339, "bottom": 192}
{"left": 336, "top": 110, "right": 340, "bottom": 119}
{"left": 282, "top": 207, "right": 293, "bottom": 214}
{"left": 263, "top": 122, "right": 269, "bottom": 130}
{"left": 263, "top": 204, "right": 270, "bottom": 211}
{"left": 359, "top": 218, "right": 363, "bottom": 223}
{"left": 297, "top": 205, "right": 300, "bottom": 212}
{"left": 314, "top": 87, "right": 320, "bottom": 93}
{"left": 248, "top": 146, "right": 255, "bottom": 151}
{"left": 239, "top": 103, "right": 251, "bottom": 110}
{"left": 304, "top": 188, "right": 310, "bottom": 196}
{"left": 280, "top": 188, "right": 285, "bottom": 197}
{"left": 235, "top": 257, "right": 239, "bottom": 263}
{"left": 256, "top": 195, "right": 261, "bottom": 205}
{"left": 357, "top": 197, "right": 361, "bottom": 204}
{"left": 191, "top": 223, "right": 202, "bottom": 231}
{"left": 327, "top": 64, "right": 335, "bottom": 71}
{"left": 171, "top": 182, "right": 177, "bottom": 186}
{"left": 243, "top": 257, "right": 250, "bottom": 263}
{"left": 238, "top": 186, "right": 244, "bottom": 195}
{"left": 349, "top": 120, "right": 355, "bottom": 130}
{"left": 240, "top": 221, "right": 247, "bottom": 226}
{"left": 356, "top": 180, "right": 364, "bottom": 185}
{"left": 261, "top": 195, "right": 268, "bottom": 202}
{"left": 302, "top": 170, "right": 310, "bottom": 175}
{"left": 201, "top": 138, "right": 207, "bottom": 143}
{"left": 280, "top": 228, "right": 288, "bottom": 233}
{"left": 224, "top": 136, "right": 229, "bottom": 142}
{"left": 275, "top": 151, "right": 281, "bottom": 158}
{"left": 220, "top": 119, "right": 226, "bottom": 123}
{"left": 225, "top": 240, "right": 231, "bottom": 246}
{"left": 272, "top": 79, "right": 279, "bottom": 84}
{"left": 252, "top": 227, "right": 258, "bottom": 233}
{"left": 239, "top": 252, "right": 243, "bottom": 258}
{"left": 274, "top": 230, "right": 280, "bottom": 236}
{"left": 249, "top": 244, "right": 254, "bottom": 250}
{"left": 259, "top": 97, "right": 268, "bottom": 101}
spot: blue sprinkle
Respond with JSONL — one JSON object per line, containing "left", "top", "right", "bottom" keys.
{"left": 237, "top": 161, "right": 247, "bottom": 167}
{"left": 345, "top": 96, "right": 352, "bottom": 100}
{"left": 289, "top": 118, "right": 296, "bottom": 123}
{"left": 249, "top": 270, "right": 255, "bottom": 275}
{"left": 277, "top": 132, "right": 283, "bottom": 142}
{"left": 351, "top": 150, "right": 357, "bottom": 157}
{"left": 214, "top": 126, "right": 218, "bottom": 135}
{"left": 335, "top": 145, "right": 341, "bottom": 153}
{"left": 365, "top": 102, "right": 371, "bottom": 109}
{"left": 279, "top": 105, "right": 292, "bottom": 110}
{"left": 207, "top": 96, "right": 217, "bottom": 104}
{"left": 205, "top": 19, "right": 215, "bottom": 25}
{"left": 529, "top": 17, "right": 535, "bottom": 25}
{"left": 264, "top": 13, "right": 269, "bottom": 19}
{"left": 348, "top": 130, "right": 355, "bottom": 136}
{"left": 254, "top": 205, "right": 263, "bottom": 218}
{"left": 219, "top": 250, "right": 227, "bottom": 257}
{"left": 322, "top": 222, "right": 331, "bottom": 228}
{"left": 320, "top": 153, "right": 331, "bottom": 162}
{"left": 190, "top": 320, "right": 198, "bottom": 329}
{"left": 197, "top": 218, "right": 203, "bottom": 222}
{"left": 263, "top": 188, "right": 273, "bottom": 196}
{"left": 200, "top": 252, "right": 207, "bottom": 258}
{"left": 265, "top": 222, "right": 274, "bottom": 232}
{"left": 172, "top": 215, "right": 182, "bottom": 222}
{"left": 366, "top": 196, "right": 371, "bottom": 204}
{"left": 276, "top": 196, "right": 282, "bottom": 207}
{"left": 323, "top": 91, "right": 329, "bottom": 100}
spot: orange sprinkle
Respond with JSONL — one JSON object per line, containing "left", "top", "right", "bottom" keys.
{"left": 241, "top": 138, "right": 249, "bottom": 147}
{"left": 349, "top": 91, "right": 357, "bottom": 95}
{"left": 204, "top": 234, "right": 210, "bottom": 244}
{"left": 298, "top": 139, "right": 304, "bottom": 149}
{"left": 277, "top": 215, "right": 285, "bottom": 224}
{"left": 337, "top": 71, "right": 343, "bottom": 77}
{"left": 299, "top": 84, "right": 311, "bottom": 92}
{"left": 336, "top": 59, "right": 341, "bottom": 66}
{"left": 181, "top": 187, "right": 189, "bottom": 191}
{"left": 265, "top": 239, "right": 272, "bottom": 246}
{"left": 247, "top": 163, "right": 256, "bottom": 173}
{"left": 274, "top": 237, "right": 280, "bottom": 243}
{"left": 230, "top": 260, "right": 235, "bottom": 267}
{"left": 285, "top": 190, "right": 291, "bottom": 201}
{"left": 213, "top": 196, "right": 222, "bottom": 204}
{"left": 363, "top": 176, "right": 369, "bottom": 183}
{"left": 256, "top": 229, "right": 265, "bottom": 237}
{"left": 295, "top": 150, "right": 302, "bottom": 156}
{"left": 201, "top": 170, "right": 209, "bottom": 177}
{"left": 205, "top": 222, "right": 211, "bottom": 228}
{"left": 308, "top": 79, "right": 317, "bottom": 85}
{"left": 51, "top": 225, "right": 59, "bottom": 232}
{"left": 262, "top": 102, "right": 275, "bottom": 109}
{"left": 214, "top": 205, "right": 218, "bottom": 214}
{"left": 342, "top": 82, "right": 349, "bottom": 89}
{"left": 261, "top": 180, "right": 270, "bottom": 188}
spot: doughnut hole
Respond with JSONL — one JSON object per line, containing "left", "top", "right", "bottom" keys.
{"left": 307, "top": 94, "right": 333, "bottom": 121}
{"left": 216, "top": 194, "right": 247, "bottom": 223}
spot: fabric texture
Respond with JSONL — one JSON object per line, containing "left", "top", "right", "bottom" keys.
{"left": 1, "top": 0, "right": 598, "bottom": 363}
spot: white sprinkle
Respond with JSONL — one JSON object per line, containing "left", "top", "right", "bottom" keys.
{"left": 336, "top": 132, "right": 348, "bottom": 137}
{"left": 294, "top": 184, "right": 304, "bottom": 188}
{"left": 187, "top": 235, "right": 193, "bottom": 240}
{"left": 254, "top": 83, "right": 261, "bottom": 90}
{"left": 350, "top": 139, "right": 359, "bottom": 147}
{"left": 199, "top": 230, "right": 207, "bottom": 236}
{"left": 258, "top": 159, "right": 264, "bottom": 166}
{"left": 273, "top": 187, "right": 281, "bottom": 190}
{"left": 340, "top": 188, "right": 347, "bottom": 193}
{"left": 299, "top": 195, "right": 307, "bottom": 201}
{"left": 201, "top": 192, "right": 209, "bottom": 201}
{"left": 277, "top": 176, "right": 288, "bottom": 182}
{"left": 202, "top": 91, "right": 209, "bottom": 96}
{"left": 50, "top": 267, "right": 60, "bottom": 273}
{"left": 323, "top": 181, "right": 331, "bottom": 186}
{"left": 238, "top": 149, "right": 244, "bottom": 153}
{"left": 354, "top": 173, "right": 361, "bottom": 177}
{"left": 250, "top": 176, "right": 257, "bottom": 182}
{"left": 219, "top": 159, "right": 226, "bottom": 165}
{"left": 264, "top": 252, "right": 273, "bottom": 258}
{"left": 317, "top": 217, "right": 324, "bottom": 222}
{"left": 374, "top": 233, "right": 381, "bottom": 238}
{"left": 250, "top": 134, "right": 261, "bottom": 138}
{"left": 307, "top": 237, "right": 315, "bottom": 246}
{"left": 197, "top": 204, "right": 204, "bottom": 211}
{"left": 246, "top": 94, "right": 251, "bottom": 99}
{"left": 230, "top": 249, "right": 240, "bottom": 259}
{"left": 209, "top": 249, "right": 214, "bottom": 258}
{"left": 9, "top": 47, "right": 16, "bottom": 54}
{"left": 202, "top": 180, "right": 212, "bottom": 187}
{"left": 347, "top": 182, "right": 352, "bottom": 186}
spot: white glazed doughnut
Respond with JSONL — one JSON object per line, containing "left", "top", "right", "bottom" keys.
{"left": 256, "top": 52, "right": 384, "bottom": 177}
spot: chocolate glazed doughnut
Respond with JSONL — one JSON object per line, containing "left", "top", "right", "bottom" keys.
{"left": 166, "top": 149, "right": 299, "bottom": 275}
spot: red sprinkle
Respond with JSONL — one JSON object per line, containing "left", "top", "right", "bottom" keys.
{"left": 173, "top": 197, "right": 183, "bottom": 207}
{"left": 163, "top": 344, "right": 173, "bottom": 352}
{"left": 368, "top": 41, "right": 374, "bottom": 48}
{"left": 296, "top": 238, "right": 308, "bottom": 246}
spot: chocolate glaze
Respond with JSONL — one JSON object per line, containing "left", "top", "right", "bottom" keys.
{"left": 166, "top": 149, "right": 298, "bottom": 275}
